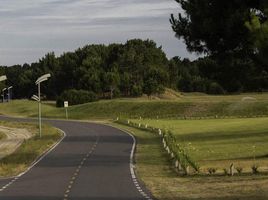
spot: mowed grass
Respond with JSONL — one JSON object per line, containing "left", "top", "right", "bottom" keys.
{"left": 112, "top": 123, "right": 268, "bottom": 200}
{"left": 0, "top": 93, "right": 268, "bottom": 120}
{"left": 0, "top": 121, "right": 63, "bottom": 177}
{"left": 132, "top": 118, "right": 268, "bottom": 171}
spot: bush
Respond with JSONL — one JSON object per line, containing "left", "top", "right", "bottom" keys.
{"left": 251, "top": 164, "right": 259, "bottom": 174}
{"left": 207, "top": 82, "right": 225, "bottom": 94}
{"left": 207, "top": 167, "right": 217, "bottom": 175}
{"left": 131, "top": 85, "right": 143, "bottom": 97}
{"left": 235, "top": 166, "right": 243, "bottom": 175}
{"left": 56, "top": 89, "right": 97, "bottom": 107}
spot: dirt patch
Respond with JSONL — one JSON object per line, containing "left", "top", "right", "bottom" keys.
{"left": 0, "top": 126, "right": 33, "bottom": 159}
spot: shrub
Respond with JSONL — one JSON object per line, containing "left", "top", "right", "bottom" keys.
{"left": 131, "top": 85, "right": 143, "bottom": 97}
{"left": 207, "top": 168, "right": 217, "bottom": 175}
{"left": 251, "top": 164, "right": 259, "bottom": 174}
{"left": 223, "top": 168, "right": 229, "bottom": 175}
{"left": 207, "top": 82, "right": 225, "bottom": 94}
{"left": 235, "top": 167, "right": 243, "bottom": 175}
{"left": 56, "top": 89, "right": 97, "bottom": 107}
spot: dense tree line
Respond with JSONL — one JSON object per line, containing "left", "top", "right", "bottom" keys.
{"left": 1, "top": 36, "right": 268, "bottom": 106}
{"left": 0, "top": 39, "right": 172, "bottom": 105}
{"left": 170, "top": 0, "right": 268, "bottom": 92}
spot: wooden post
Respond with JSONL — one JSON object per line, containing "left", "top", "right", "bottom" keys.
{"left": 167, "top": 147, "right": 170, "bottom": 154}
{"left": 230, "top": 163, "right": 234, "bottom": 176}
{"left": 175, "top": 160, "right": 179, "bottom": 168}
{"left": 171, "top": 152, "right": 174, "bottom": 158}
{"left": 186, "top": 166, "right": 190, "bottom": 175}
{"left": 162, "top": 139, "right": 166, "bottom": 148}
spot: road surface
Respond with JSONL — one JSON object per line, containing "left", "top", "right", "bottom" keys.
{"left": 0, "top": 116, "right": 152, "bottom": 200}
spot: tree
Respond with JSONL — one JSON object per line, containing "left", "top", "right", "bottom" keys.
{"left": 170, "top": 0, "right": 267, "bottom": 56}
{"left": 170, "top": 0, "right": 268, "bottom": 92}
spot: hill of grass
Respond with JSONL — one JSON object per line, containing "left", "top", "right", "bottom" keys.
{"left": 0, "top": 92, "right": 267, "bottom": 120}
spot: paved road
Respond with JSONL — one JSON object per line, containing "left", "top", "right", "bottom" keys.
{"left": 0, "top": 116, "right": 151, "bottom": 200}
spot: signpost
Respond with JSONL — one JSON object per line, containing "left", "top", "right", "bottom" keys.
{"left": 64, "top": 101, "right": 69, "bottom": 119}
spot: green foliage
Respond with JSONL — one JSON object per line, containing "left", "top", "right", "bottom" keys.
{"left": 56, "top": 89, "right": 97, "bottom": 107}
{"left": 170, "top": 0, "right": 265, "bottom": 56}
{"left": 208, "top": 82, "right": 225, "bottom": 95}
{"left": 1, "top": 39, "right": 170, "bottom": 99}
{"left": 171, "top": 1, "right": 268, "bottom": 92}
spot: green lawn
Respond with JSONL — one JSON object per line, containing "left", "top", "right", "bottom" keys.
{"left": 132, "top": 118, "right": 268, "bottom": 171}
{"left": 0, "top": 121, "right": 63, "bottom": 177}
{"left": 112, "top": 123, "right": 268, "bottom": 200}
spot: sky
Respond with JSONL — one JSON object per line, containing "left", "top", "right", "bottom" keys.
{"left": 0, "top": 0, "right": 196, "bottom": 66}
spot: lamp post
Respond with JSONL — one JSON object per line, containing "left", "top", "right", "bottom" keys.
{"left": 2, "top": 88, "right": 7, "bottom": 103}
{"left": 7, "top": 86, "right": 13, "bottom": 102}
{"left": 34, "top": 73, "right": 51, "bottom": 138}
{"left": 0, "top": 76, "right": 7, "bottom": 103}
{"left": 0, "top": 75, "right": 7, "bottom": 82}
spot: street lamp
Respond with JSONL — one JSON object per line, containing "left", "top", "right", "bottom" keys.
{"left": 7, "top": 86, "right": 13, "bottom": 102}
{"left": 0, "top": 75, "right": 7, "bottom": 82}
{"left": 35, "top": 73, "right": 51, "bottom": 138}
{"left": 2, "top": 88, "right": 7, "bottom": 103}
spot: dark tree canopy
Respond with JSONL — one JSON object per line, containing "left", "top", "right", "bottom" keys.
{"left": 170, "top": 0, "right": 268, "bottom": 92}
{"left": 170, "top": 0, "right": 267, "bottom": 57}
{"left": 0, "top": 39, "right": 171, "bottom": 103}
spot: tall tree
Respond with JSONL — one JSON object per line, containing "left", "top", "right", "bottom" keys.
{"left": 170, "top": 0, "right": 267, "bottom": 56}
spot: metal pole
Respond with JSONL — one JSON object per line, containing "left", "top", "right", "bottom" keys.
{"left": 38, "top": 83, "right": 42, "bottom": 138}
{"left": 2, "top": 89, "right": 6, "bottom": 103}
{"left": 7, "top": 89, "right": 10, "bottom": 102}
{"left": 65, "top": 108, "right": 68, "bottom": 120}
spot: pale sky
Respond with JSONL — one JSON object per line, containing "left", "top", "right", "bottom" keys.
{"left": 0, "top": 0, "right": 196, "bottom": 66}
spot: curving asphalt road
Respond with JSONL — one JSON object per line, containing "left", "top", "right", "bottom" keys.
{"left": 0, "top": 116, "right": 152, "bottom": 200}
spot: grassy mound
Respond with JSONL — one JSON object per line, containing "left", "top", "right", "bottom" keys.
{"left": 0, "top": 92, "right": 267, "bottom": 120}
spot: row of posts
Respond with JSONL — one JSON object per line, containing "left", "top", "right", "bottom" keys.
{"left": 124, "top": 119, "right": 190, "bottom": 175}
{"left": 122, "top": 119, "right": 246, "bottom": 176}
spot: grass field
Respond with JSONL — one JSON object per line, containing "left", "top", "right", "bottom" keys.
{"left": 0, "top": 121, "right": 63, "bottom": 177}
{"left": 0, "top": 92, "right": 268, "bottom": 120}
{"left": 131, "top": 118, "right": 268, "bottom": 172}
{"left": 112, "top": 123, "right": 268, "bottom": 200}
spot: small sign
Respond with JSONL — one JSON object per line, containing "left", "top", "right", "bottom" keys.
{"left": 64, "top": 101, "right": 69, "bottom": 108}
